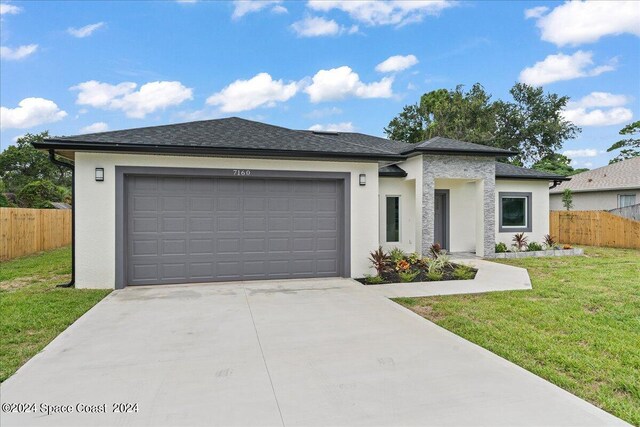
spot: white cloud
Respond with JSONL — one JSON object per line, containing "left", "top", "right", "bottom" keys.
{"left": 562, "top": 107, "right": 632, "bottom": 127}
{"left": 375, "top": 54, "right": 418, "bottom": 73}
{"left": 519, "top": 50, "right": 615, "bottom": 86}
{"left": 0, "top": 3, "right": 21, "bottom": 15}
{"left": 0, "top": 44, "right": 38, "bottom": 60}
{"left": 232, "top": 1, "right": 282, "bottom": 19}
{"left": 305, "top": 66, "right": 394, "bottom": 102}
{"left": 563, "top": 91, "right": 634, "bottom": 127}
{"left": 291, "top": 16, "right": 357, "bottom": 37}
{"left": 531, "top": 1, "right": 640, "bottom": 46}
{"left": 271, "top": 4, "right": 288, "bottom": 14}
{"left": 562, "top": 149, "right": 598, "bottom": 158}
{"left": 569, "top": 92, "right": 631, "bottom": 109}
{"left": 524, "top": 6, "right": 548, "bottom": 20}
{"left": 206, "top": 73, "right": 298, "bottom": 112}
{"left": 307, "top": 0, "right": 455, "bottom": 27}
{"left": 79, "top": 122, "right": 109, "bottom": 133}
{"left": 1, "top": 98, "right": 67, "bottom": 130}
{"left": 309, "top": 122, "right": 355, "bottom": 132}
{"left": 67, "top": 22, "right": 105, "bottom": 38}
{"left": 71, "top": 80, "right": 193, "bottom": 118}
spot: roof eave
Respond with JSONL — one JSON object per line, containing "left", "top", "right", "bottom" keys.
{"left": 401, "top": 147, "right": 516, "bottom": 157}
{"left": 496, "top": 174, "right": 571, "bottom": 181}
{"left": 34, "top": 140, "right": 407, "bottom": 162}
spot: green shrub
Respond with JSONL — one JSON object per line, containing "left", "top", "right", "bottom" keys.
{"left": 495, "top": 242, "right": 508, "bottom": 253}
{"left": 527, "top": 242, "right": 543, "bottom": 251}
{"left": 452, "top": 265, "right": 475, "bottom": 280}
{"left": 426, "top": 254, "right": 450, "bottom": 274}
{"left": 398, "top": 270, "right": 420, "bottom": 283}
{"left": 16, "top": 180, "right": 66, "bottom": 209}
{"left": 389, "top": 247, "right": 406, "bottom": 262}
{"left": 0, "top": 193, "right": 10, "bottom": 207}
{"left": 425, "top": 270, "right": 443, "bottom": 281}
{"left": 407, "top": 252, "right": 421, "bottom": 266}
{"left": 364, "top": 274, "right": 385, "bottom": 284}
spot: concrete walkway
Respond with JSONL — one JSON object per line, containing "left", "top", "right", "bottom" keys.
{"left": 366, "top": 258, "right": 531, "bottom": 298}
{"left": 0, "top": 278, "right": 626, "bottom": 427}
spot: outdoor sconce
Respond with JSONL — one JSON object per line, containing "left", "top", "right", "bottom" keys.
{"left": 95, "top": 168, "right": 104, "bottom": 182}
{"left": 359, "top": 173, "right": 366, "bottom": 186}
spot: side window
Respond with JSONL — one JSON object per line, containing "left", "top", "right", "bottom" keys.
{"left": 618, "top": 194, "right": 636, "bottom": 208}
{"left": 386, "top": 196, "right": 400, "bottom": 242}
{"left": 499, "top": 192, "right": 532, "bottom": 232}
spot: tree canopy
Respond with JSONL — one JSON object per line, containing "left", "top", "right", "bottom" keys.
{"left": 532, "top": 153, "right": 588, "bottom": 177}
{"left": 607, "top": 121, "right": 639, "bottom": 164}
{"left": 384, "top": 83, "right": 581, "bottom": 165}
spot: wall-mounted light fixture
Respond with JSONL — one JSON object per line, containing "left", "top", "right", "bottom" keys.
{"left": 359, "top": 173, "right": 366, "bottom": 186}
{"left": 95, "top": 168, "right": 104, "bottom": 182}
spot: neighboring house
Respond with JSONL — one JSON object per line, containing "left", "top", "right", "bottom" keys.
{"left": 550, "top": 157, "right": 640, "bottom": 211}
{"left": 33, "top": 118, "right": 566, "bottom": 289}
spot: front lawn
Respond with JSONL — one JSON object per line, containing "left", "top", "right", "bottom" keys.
{"left": 395, "top": 247, "right": 640, "bottom": 425}
{"left": 0, "top": 247, "right": 111, "bottom": 382}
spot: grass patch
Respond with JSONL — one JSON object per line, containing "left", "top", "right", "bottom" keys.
{"left": 395, "top": 247, "right": 640, "bottom": 425}
{"left": 0, "top": 247, "right": 111, "bottom": 382}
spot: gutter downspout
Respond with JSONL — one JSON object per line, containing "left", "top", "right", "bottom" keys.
{"left": 549, "top": 179, "right": 563, "bottom": 190}
{"left": 48, "top": 149, "right": 75, "bottom": 288}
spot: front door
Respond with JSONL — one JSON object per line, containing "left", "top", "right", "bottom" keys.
{"left": 434, "top": 190, "right": 449, "bottom": 250}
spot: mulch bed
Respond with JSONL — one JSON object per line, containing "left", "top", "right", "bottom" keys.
{"left": 355, "top": 262, "right": 477, "bottom": 285}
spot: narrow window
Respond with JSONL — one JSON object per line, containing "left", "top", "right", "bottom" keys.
{"left": 386, "top": 196, "right": 400, "bottom": 242}
{"left": 499, "top": 192, "right": 532, "bottom": 232}
{"left": 618, "top": 194, "right": 636, "bottom": 208}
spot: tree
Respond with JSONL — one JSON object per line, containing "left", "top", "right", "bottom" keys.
{"left": 532, "top": 153, "right": 588, "bottom": 176}
{"left": 0, "top": 132, "right": 71, "bottom": 194}
{"left": 494, "top": 83, "right": 580, "bottom": 165}
{"left": 16, "top": 180, "right": 67, "bottom": 209}
{"left": 562, "top": 189, "right": 573, "bottom": 211}
{"left": 607, "top": 120, "right": 639, "bottom": 164}
{"left": 384, "top": 82, "right": 581, "bottom": 165}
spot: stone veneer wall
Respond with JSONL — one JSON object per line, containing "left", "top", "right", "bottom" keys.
{"left": 422, "top": 155, "right": 496, "bottom": 257}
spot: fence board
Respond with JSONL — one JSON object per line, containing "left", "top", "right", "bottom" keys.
{"left": 0, "top": 208, "right": 72, "bottom": 261}
{"left": 549, "top": 210, "right": 640, "bottom": 249}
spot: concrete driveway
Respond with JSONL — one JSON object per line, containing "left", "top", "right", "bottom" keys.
{"left": 1, "top": 278, "right": 626, "bottom": 426}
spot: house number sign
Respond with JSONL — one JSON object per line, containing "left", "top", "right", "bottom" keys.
{"left": 232, "top": 169, "right": 251, "bottom": 176}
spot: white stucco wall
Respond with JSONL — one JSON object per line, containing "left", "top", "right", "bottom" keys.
{"left": 74, "top": 152, "right": 379, "bottom": 288}
{"left": 434, "top": 178, "right": 477, "bottom": 252}
{"left": 379, "top": 177, "right": 416, "bottom": 253}
{"left": 495, "top": 180, "right": 550, "bottom": 246}
{"left": 550, "top": 189, "right": 639, "bottom": 211}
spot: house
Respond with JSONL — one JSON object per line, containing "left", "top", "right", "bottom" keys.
{"left": 550, "top": 157, "right": 640, "bottom": 211}
{"left": 33, "top": 117, "right": 567, "bottom": 289}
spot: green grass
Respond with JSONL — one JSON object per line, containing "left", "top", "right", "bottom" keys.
{"left": 0, "top": 247, "right": 111, "bottom": 382}
{"left": 395, "top": 247, "right": 640, "bottom": 425}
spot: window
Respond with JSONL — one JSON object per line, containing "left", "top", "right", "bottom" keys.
{"left": 499, "top": 192, "right": 532, "bottom": 232}
{"left": 618, "top": 194, "right": 636, "bottom": 208}
{"left": 386, "top": 196, "right": 400, "bottom": 242}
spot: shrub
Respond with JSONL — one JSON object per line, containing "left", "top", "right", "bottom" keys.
{"left": 398, "top": 270, "right": 420, "bottom": 283}
{"left": 527, "top": 242, "right": 543, "bottom": 251}
{"left": 543, "top": 234, "right": 556, "bottom": 249}
{"left": 562, "top": 189, "right": 573, "bottom": 211}
{"left": 495, "top": 242, "right": 508, "bottom": 253}
{"left": 368, "top": 247, "right": 390, "bottom": 276}
{"left": 364, "top": 274, "right": 385, "bottom": 284}
{"left": 16, "top": 180, "right": 66, "bottom": 209}
{"left": 425, "top": 270, "right": 444, "bottom": 281}
{"left": 512, "top": 232, "right": 528, "bottom": 251}
{"left": 426, "top": 255, "right": 450, "bottom": 275}
{"left": 407, "top": 252, "right": 421, "bottom": 266}
{"left": 389, "top": 247, "right": 406, "bottom": 263}
{"left": 452, "top": 265, "right": 475, "bottom": 280}
{"left": 429, "top": 243, "right": 442, "bottom": 259}
{"left": 0, "top": 193, "right": 10, "bottom": 208}
{"left": 395, "top": 259, "right": 410, "bottom": 272}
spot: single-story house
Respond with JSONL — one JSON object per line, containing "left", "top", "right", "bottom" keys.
{"left": 33, "top": 117, "right": 567, "bottom": 289}
{"left": 550, "top": 157, "right": 640, "bottom": 211}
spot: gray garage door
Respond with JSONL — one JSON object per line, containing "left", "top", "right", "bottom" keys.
{"left": 126, "top": 175, "right": 343, "bottom": 285}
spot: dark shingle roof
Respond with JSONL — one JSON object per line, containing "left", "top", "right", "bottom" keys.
{"left": 38, "top": 117, "right": 404, "bottom": 161}
{"left": 406, "top": 136, "right": 515, "bottom": 156}
{"left": 379, "top": 164, "right": 408, "bottom": 177}
{"left": 303, "top": 131, "right": 414, "bottom": 154}
{"left": 495, "top": 162, "right": 570, "bottom": 181}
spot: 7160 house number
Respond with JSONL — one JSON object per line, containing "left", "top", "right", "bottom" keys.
{"left": 233, "top": 169, "right": 251, "bottom": 176}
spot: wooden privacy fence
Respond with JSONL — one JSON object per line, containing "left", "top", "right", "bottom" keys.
{"left": 0, "top": 208, "right": 72, "bottom": 261}
{"left": 550, "top": 210, "right": 640, "bottom": 250}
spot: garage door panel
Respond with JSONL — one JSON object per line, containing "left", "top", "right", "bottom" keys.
{"left": 126, "top": 175, "right": 343, "bottom": 285}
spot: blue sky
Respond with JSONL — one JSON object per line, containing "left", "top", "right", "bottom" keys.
{"left": 1, "top": 0, "right": 639, "bottom": 168}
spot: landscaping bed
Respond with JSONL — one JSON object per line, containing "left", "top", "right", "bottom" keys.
{"left": 357, "top": 245, "right": 477, "bottom": 285}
